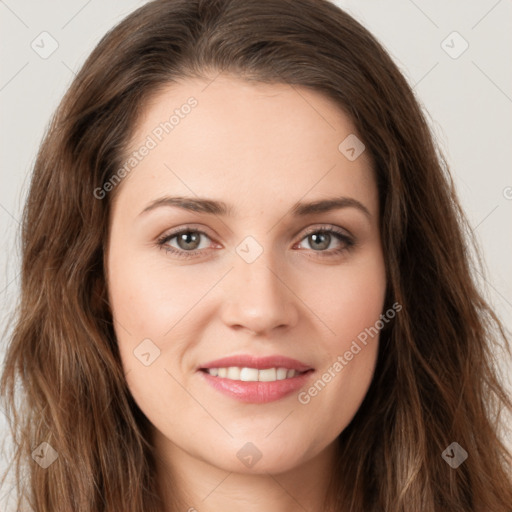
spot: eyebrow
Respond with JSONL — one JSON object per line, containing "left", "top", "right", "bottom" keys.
{"left": 138, "top": 195, "right": 371, "bottom": 219}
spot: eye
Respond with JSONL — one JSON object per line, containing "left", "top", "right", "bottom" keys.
{"left": 156, "top": 225, "right": 355, "bottom": 259}
{"left": 157, "top": 228, "right": 213, "bottom": 258}
{"left": 294, "top": 226, "right": 355, "bottom": 257}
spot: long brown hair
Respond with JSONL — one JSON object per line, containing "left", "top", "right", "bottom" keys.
{"left": 1, "top": 0, "right": 511, "bottom": 510}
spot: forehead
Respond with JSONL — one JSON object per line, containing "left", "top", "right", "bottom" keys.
{"left": 113, "top": 74, "right": 377, "bottom": 220}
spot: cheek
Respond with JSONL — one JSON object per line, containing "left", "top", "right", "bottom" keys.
{"left": 310, "top": 249, "right": 387, "bottom": 351}
{"left": 297, "top": 249, "right": 386, "bottom": 424}
{"left": 107, "top": 247, "right": 203, "bottom": 430}
{"left": 107, "top": 246, "right": 210, "bottom": 342}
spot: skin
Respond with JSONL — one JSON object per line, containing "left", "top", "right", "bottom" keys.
{"left": 106, "top": 74, "right": 386, "bottom": 512}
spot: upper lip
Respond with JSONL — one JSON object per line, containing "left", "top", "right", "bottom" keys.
{"left": 199, "top": 354, "right": 313, "bottom": 372}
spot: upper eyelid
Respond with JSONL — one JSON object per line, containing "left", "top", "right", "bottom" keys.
{"left": 300, "top": 224, "right": 353, "bottom": 238}
{"left": 159, "top": 224, "right": 216, "bottom": 242}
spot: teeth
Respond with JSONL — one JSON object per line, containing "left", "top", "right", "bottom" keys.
{"left": 258, "top": 368, "right": 276, "bottom": 382}
{"left": 240, "top": 367, "right": 259, "bottom": 381}
{"left": 276, "top": 368, "right": 288, "bottom": 380}
{"left": 226, "top": 367, "right": 240, "bottom": 380}
{"left": 205, "top": 366, "right": 300, "bottom": 382}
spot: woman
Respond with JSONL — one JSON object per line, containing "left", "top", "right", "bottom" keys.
{"left": 1, "top": 0, "right": 511, "bottom": 510}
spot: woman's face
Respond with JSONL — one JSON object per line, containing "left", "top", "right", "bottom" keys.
{"left": 106, "top": 74, "right": 386, "bottom": 476}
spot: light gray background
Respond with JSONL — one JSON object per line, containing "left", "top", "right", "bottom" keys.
{"left": 1, "top": 1, "right": 511, "bottom": 509}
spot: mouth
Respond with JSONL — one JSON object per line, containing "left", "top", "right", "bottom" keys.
{"left": 197, "top": 354, "right": 314, "bottom": 403}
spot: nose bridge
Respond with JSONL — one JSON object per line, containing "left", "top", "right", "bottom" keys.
{"left": 221, "top": 238, "right": 298, "bottom": 334}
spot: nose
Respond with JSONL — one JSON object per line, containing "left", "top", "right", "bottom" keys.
{"left": 220, "top": 249, "right": 300, "bottom": 336}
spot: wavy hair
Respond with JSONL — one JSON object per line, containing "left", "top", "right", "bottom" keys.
{"left": 1, "top": 0, "right": 511, "bottom": 510}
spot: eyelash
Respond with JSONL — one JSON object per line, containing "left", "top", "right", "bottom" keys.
{"left": 156, "top": 225, "right": 355, "bottom": 260}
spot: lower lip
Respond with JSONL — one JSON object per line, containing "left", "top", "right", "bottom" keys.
{"left": 199, "top": 370, "right": 314, "bottom": 403}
